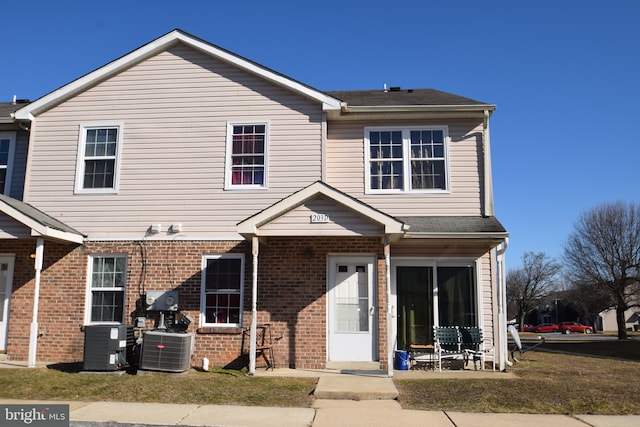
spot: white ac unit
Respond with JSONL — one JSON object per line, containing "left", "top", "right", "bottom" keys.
{"left": 139, "top": 331, "right": 193, "bottom": 372}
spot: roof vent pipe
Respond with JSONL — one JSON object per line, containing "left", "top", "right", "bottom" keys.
{"left": 383, "top": 83, "right": 388, "bottom": 92}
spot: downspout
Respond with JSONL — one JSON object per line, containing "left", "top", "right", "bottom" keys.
{"left": 483, "top": 110, "right": 494, "bottom": 217}
{"left": 384, "top": 239, "right": 393, "bottom": 377}
{"left": 28, "top": 238, "right": 44, "bottom": 368}
{"left": 249, "top": 236, "right": 259, "bottom": 375}
{"left": 496, "top": 238, "right": 509, "bottom": 370}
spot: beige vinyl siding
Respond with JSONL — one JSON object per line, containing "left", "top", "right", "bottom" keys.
{"left": 259, "top": 196, "right": 384, "bottom": 236}
{"left": 326, "top": 120, "right": 484, "bottom": 216}
{"left": 480, "top": 253, "right": 494, "bottom": 340}
{"left": 24, "top": 44, "right": 325, "bottom": 239}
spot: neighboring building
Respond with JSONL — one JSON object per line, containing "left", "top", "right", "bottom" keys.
{"left": 1, "top": 30, "right": 509, "bottom": 373}
{"left": 598, "top": 307, "right": 640, "bottom": 332}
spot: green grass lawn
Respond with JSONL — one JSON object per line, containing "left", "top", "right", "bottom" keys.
{"left": 1, "top": 338, "right": 639, "bottom": 414}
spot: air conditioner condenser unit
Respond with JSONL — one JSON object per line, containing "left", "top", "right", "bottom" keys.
{"left": 139, "top": 331, "right": 194, "bottom": 373}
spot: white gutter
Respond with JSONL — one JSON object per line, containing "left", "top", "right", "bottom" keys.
{"left": 402, "top": 232, "right": 508, "bottom": 240}
{"left": 341, "top": 104, "right": 496, "bottom": 113}
{"left": 496, "top": 238, "right": 509, "bottom": 371}
{"left": 28, "top": 238, "right": 44, "bottom": 368}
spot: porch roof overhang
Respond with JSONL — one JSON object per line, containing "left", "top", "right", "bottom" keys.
{"left": 396, "top": 215, "right": 509, "bottom": 250}
{"left": 237, "top": 181, "right": 408, "bottom": 241}
{"left": 0, "top": 195, "right": 85, "bottom": 244}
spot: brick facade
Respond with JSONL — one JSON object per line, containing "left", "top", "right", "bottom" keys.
{"left": 4, "top": 236, "right": 388, "bottom": 370}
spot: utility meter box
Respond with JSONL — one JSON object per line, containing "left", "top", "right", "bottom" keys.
{"left": 145, "top": 290, "right": 179, "bottom": 312}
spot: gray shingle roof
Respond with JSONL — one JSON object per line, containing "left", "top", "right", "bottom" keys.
{"left": 397, "top": 216, "right": 507, "bottom": 234}
{"left": 326, "top": 88, "right": 492, "bottom": 108}
{"left": 0, "top": 194, "right": 84, "bottom": 237}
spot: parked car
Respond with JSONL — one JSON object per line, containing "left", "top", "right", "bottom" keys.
{"left": 559, "top": 321, "right": 593, "bottom": 334}
{"left": 534, "top": 323, "right": 559, "bottom": 333}
{"left": 522, "top": 324, "right": 537, "bottom": 332}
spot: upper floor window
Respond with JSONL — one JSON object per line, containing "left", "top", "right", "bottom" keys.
{"left": 200, "top": 254, "right": 244, "bottom": 327}
{"left": 365, "top": 127, "right": 449, "bottom": 193}
{"left": 86, "top": 255, "right": 127, "bottom": 324}
{"left": 75, "top": 123, "right": 123, "bottom": 194}
{"left": 225, "top": 122, "right": 268, "bottom": 189}
{"left": 0, "top": 132, "right": 16, "bottom": 195}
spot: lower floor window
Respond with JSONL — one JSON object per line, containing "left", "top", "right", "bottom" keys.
{"left": 88, "top": 255, "right": 126, "bottom": 323}
{"left": 396, "top": 264, "right": 476, "bottom": 350}
{"left": 201, "top": 254, "right": 244, "bottom": 326}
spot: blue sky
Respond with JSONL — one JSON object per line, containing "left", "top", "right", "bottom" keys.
{"left": 3, "top": 1, "right": 639, "bottom": 270}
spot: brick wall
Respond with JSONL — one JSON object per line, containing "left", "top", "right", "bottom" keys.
{"left": 4, "top": 236, "right": 388, "bottom": 370}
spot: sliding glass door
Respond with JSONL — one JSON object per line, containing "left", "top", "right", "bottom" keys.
{"left": 396, "top": 263, "right": 477, "bottom": 351}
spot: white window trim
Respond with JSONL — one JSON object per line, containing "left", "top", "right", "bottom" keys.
{"left": 224, "top": 121, "right": 269, "bottom": 190}
{"left": 75, "top": 122, "right": 124, "bottom": 194}
{"left": 84, "top": 254, "right": 127, "bottom": 325}
{"left": 364, "top": 126, "right": 450, "bottom": 194}
{"left": 200, "top": 253, "right": 245, "bottom": 327}
{"left": 0, "top": 131, "right": 16, "bottom": 196}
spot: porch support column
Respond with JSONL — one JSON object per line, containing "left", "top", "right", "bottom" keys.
{"left": 249, "top": 236, "right": 259, "bottom": 376}
{"left": 28, "top": 238, "right": 44, "bottom": 368}
{"left": 384, "top": 239, "right": 393, "bottom": 377}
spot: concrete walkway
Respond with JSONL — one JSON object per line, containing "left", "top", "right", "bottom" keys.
{"left": 1, "top": 364, "right": 639, "bottom": 426}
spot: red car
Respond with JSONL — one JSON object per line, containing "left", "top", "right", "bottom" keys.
{"left": 534, "top": 323, "right": 559, "bottom": 333}
{"left": 560, "top": 321, "right": 593, "bottom": 334}
{"left": 522, "top": 324, "right": 537, "bottom": 332}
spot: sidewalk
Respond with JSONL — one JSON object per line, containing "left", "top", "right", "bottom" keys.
{"left": 1, "top": 366, "right": 638, "bottom": 427}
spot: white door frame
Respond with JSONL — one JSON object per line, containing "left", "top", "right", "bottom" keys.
{"left": 0, "top": 254, "right": 15, "bottom": 352}
{"left": 327, "top": 254, "right": 377, "bottom": 362}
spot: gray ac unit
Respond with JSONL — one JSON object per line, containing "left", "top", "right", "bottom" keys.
{"left": 145, "top": 290, "right": 179, "bottom": 312}
{"left": 83, "top": 325, "right": 133, "bottom": 371}
{"left": 139, "top": 331, "right": 193, "bottom": 372}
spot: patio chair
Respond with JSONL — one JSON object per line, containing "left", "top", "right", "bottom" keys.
{"left": 433, "top": 326, "right": 463, "bottom": 372}
{"left": 459, "top": 326, "right": 495, "bottom": 371}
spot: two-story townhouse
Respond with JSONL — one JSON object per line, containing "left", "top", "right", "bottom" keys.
{"left": 1, "top": 30, "right": 508, "bottom": 373}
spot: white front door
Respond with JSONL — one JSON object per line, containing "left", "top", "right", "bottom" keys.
{"left": 0, "top": 256, "right": 15, "bottom": 352}
{"left": 327, "top": 256, "right": 376, "bottom": 361}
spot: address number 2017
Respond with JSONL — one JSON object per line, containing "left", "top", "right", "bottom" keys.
{"left": 310, "top": 214, "right": 330, "bottom": 223}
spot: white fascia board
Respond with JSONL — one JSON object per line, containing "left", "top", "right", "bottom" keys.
{"left": 341, "top": 104, "right": 496, "bottom": 113}
{"left": 15, "top": 30, "right": 341, "bottom": 119}
{"left": 30, "top": 227, "right": 85, "bottom": 244}
{"left": 403, "top": 231, "right": 509, "bottom": 240}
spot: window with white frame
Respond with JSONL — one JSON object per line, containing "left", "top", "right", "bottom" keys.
{"left": 201, "top": 254, "right": 244, "bottom": 326}
{"left": 0, "top": 132, "right": 16, "bottom": 195}
{"left": 87, "top": 255, "right": 127, "bottom": 323}
{"left": 365, "top": 127, "right": 448, "bottom": 192}
{"left": 76, "top": 124, "right": 123, "bottom": 193}
{"left": 225, "top": 123, "right": 267, "bottom": 189}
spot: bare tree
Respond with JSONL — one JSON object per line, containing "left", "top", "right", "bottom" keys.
{"left": 507, "top": 252, "right": 561, "bottom": 330}
{"left": 563, "top": 201, "right": 640, "bottom": 339}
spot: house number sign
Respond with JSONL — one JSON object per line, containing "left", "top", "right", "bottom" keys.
{"left": 310, "top": 214, "right": 330, "bottom": 223}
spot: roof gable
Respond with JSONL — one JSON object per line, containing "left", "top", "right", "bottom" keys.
{"left": 14, "top": 29, "right": 341, "bottom": 120}
{"left": 237, "top": 181, "right": 407, "bottom": 239}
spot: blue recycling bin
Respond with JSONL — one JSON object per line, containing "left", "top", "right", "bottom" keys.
{"left": 394, "top": 350, "right": 410, "bottom": 370}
